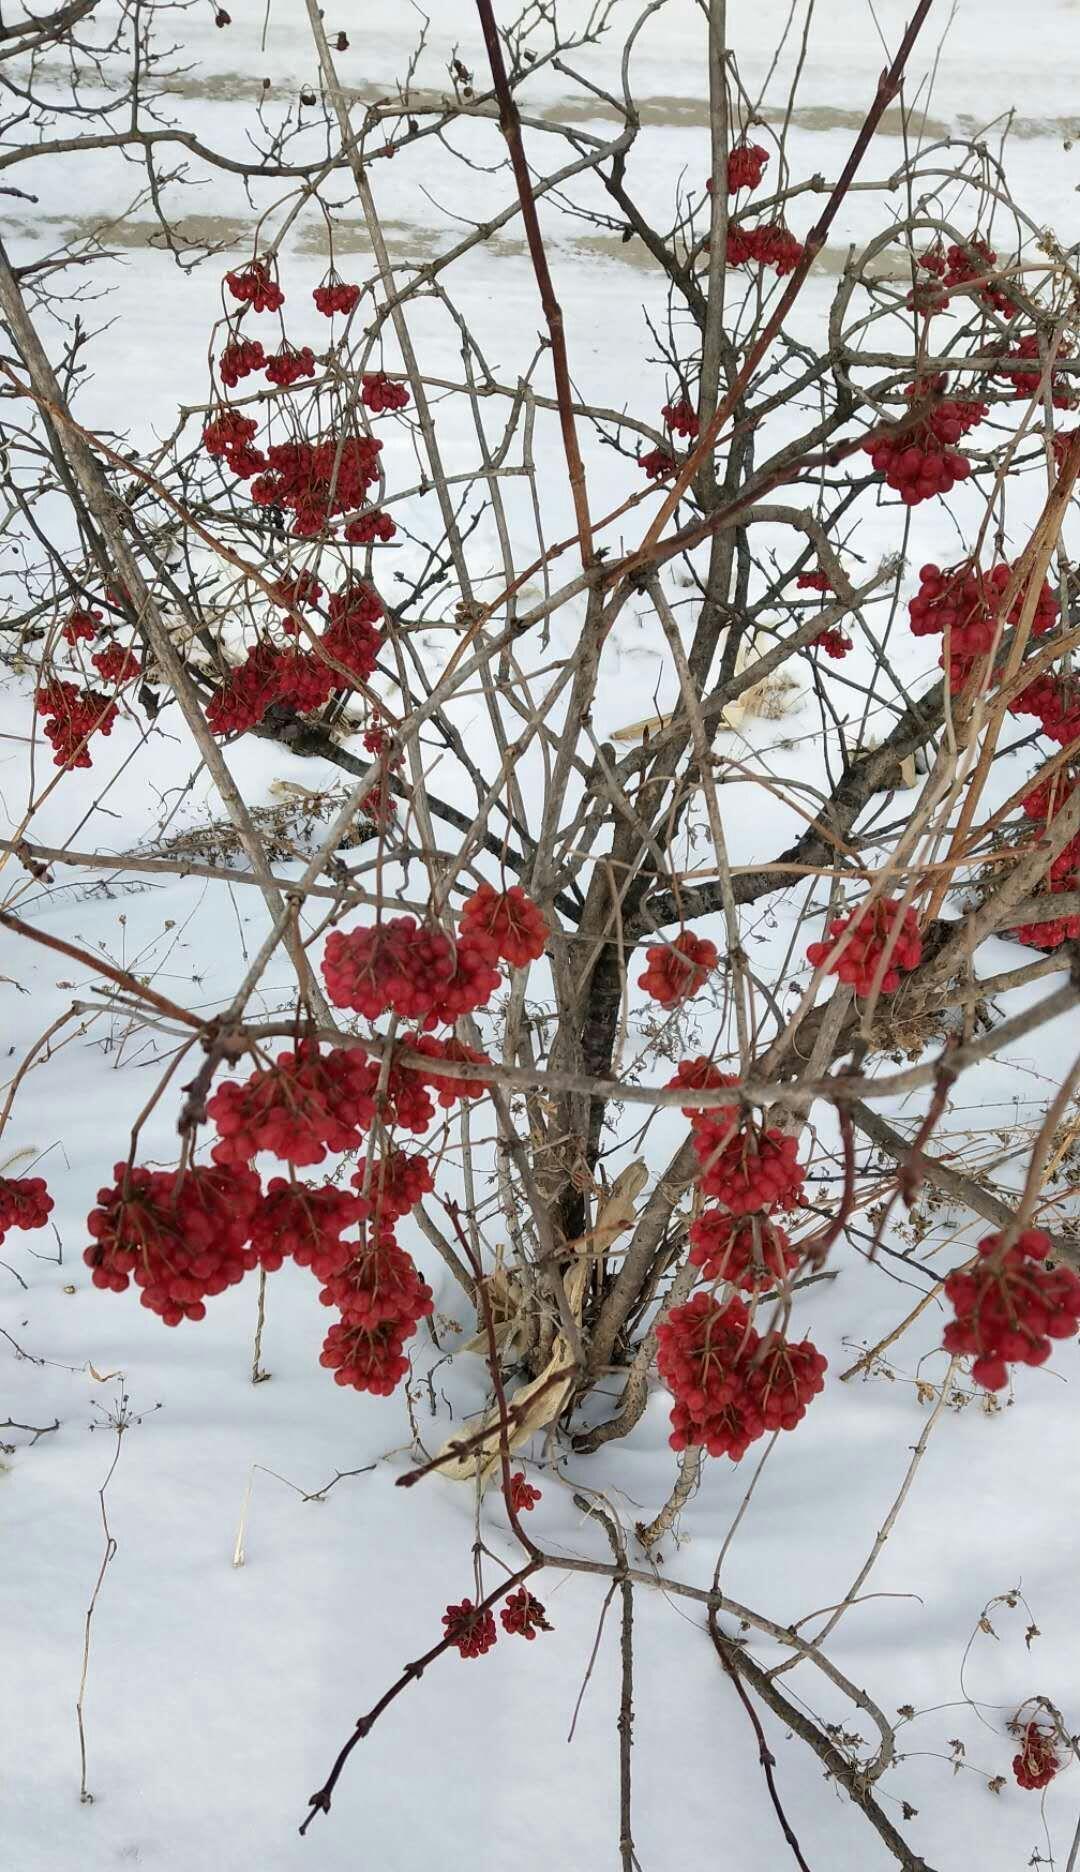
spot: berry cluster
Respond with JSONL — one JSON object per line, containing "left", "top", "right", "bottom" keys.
{"left": 265, "top": 343, "right": 316, "bottom": 388}
{"left": 656, "top": 1291, "right": 825, "bottom": 1459}
{"left": 249, "top": 1178, "right": 366, "bottom": 1275}
{"left": 688, "top": 1210, "right": 799, "bottom": 1291}
{"left": 84, "top": 1163, "right": 261, "bottom": 1325}
{"left": 666, "top": 1057, "right": 739, "bottom": 1125}
{"left": 344, "top": 508, "right": 397, "bottom": 544}
{"left": 908, "top": 559, "right": 1058, "bottom": 691}
{"left": 317, "top": 1222, "right": 433, "bottom": 1393}
{"left": 322, "top": 917, "right": 501, "bottom": 1029}
{"left": 943, "top": 1228, "right": 1080, "bottom": 1389}
{"left": 249, "top": 435, "right": 383, "bottom": 536}
{"left": 997, "top": 333, "right": 1076, "bottom": 408}
{"left": 61, "top": 606, "right": 101, "bottom": 645}
{"left": 915, "top": 238, "right": 1014, "bottom": 317}
{"left": 692, "top": 1115, "right": 804, "bottom": 1214}
{"left": 207, "top": 1043, "right": 380, "bottom": 1167}
{"left": 405, "top": 1033, "right": 493, "bottom": 1108}
{"left": 219, "top": 338, "right": 266, "bottom": 388}
{"left": 443, "top": 1600, "right": 498, "bottom": 1658}
{"left": 361, "top": 372, "right": 410, "bottom": 413}
{"left": 638, "top": 931, "right": 719, "bottom": 1007}
{"left": 0, "top": 1175, "right": 54, "bottom": 1243}
{"left": 35, "top": 679, "right": 118, "bottom": 768}
{"left": 224, "top": 260, "right": 284, "bottom": 312}
{"left": 500, "top": 1588, "right": 552, "bottom": 1639}
{"left": 727, "top": 222, "right": 804, "bottom": 275}
{"left": 814, "top": 627, "right": 853, "bottom": 659}
{"left": 202, "top": 409, "right": 265, "bottom": 480}
{"left": 459, "top": 883, "right": 549, "bottom": 967}
{"left": 662, "top": 398, "right": 699, "bottom": 439}
{"left": 351, "top": 1147, "right": 434, "bottom": 1222}
{"left": 509, "top": 1472, "right": 542, "bottom": 1513}
{"left": 640, "top": 446, "right": 676, "bottom": 480}
{"left": 1012, "top": 1721, "right": 1061, "bottom": 1791}
{"left": 91, "top": 642, "right": 142, "bottom": 686}
{"left": 726, "top": 142, "right": 769, "bottom": 193}
{"left": 806, "top": 896, "right": 922, "bottom": 996}
{"left": 1009, "top": 672, "right": 1080, "bottom": 748}
{"left": 313, "top": 276, "right": 361, "bottom": 317}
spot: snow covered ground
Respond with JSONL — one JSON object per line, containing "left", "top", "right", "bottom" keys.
{"left": 3, "top": 3, "right": 1080, "bottom": 1869}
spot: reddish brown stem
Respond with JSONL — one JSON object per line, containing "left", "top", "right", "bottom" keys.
{"left": 473, "top": 0, "right": 596, "bottom": 567}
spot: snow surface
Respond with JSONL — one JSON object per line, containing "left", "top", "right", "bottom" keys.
{"left": 3, "top": 3, "right": 1080, "bottom": 1869}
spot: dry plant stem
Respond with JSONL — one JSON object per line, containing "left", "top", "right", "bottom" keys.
{"left": 0, "top": 911, "right": 203, "bottom": 1030}
{"left": 773, "top": 1359, "right": 958, "bottom": 1674}
{"left": 710, "top": 1614, "right": 814, "bottom": 1872}
{"left": 76, "top": 1398, "right": 125, "bottom": 1803}
{"left": 848, "top": 1100, "right": 1080, "bottom": 1272}
{"left": 636, "top": 1443, "right": 702, "bottom": 1552}
{"left": 474, "top": 0, "right": 596, "bottom": 568}
{"left": 575, "top": 1497, "right": 640, "bottom": 1872}
{"left": 708, "top": 1617, "right": 936, "bottom": 1872}
{"left": 251, "top": 1270, "right": 269, "bottom": 1385}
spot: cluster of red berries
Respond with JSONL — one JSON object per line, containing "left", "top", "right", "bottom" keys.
{"left": 249, "top": 435, "right": 383, "bottom": 536}
{"left": 640, "top": 446, "right": 676, "bottom": 480}
{"left": 219, "top": 338, "right": 266, "bottom": 388}
{"left": 1011, "top": 766, "right": 1080, "bottom": 947}
{"left": 500, "top": 1588, "right": 552, "bottom": 1639}
{"left": 248, "top": 1179, "right": 365, "bottom": 1275}
{"left": 862, "top": 429, "right": 972, "bottom": 505}
{"left": 264, "top": 343, "right": 316, "bottom": 388}
{"left": 913, "top": 238, "right": 1014, "bottom": 317}
{"left": 692, "top": 1114, "right": 804, "bottom": 1214}
{"left": 361, "top": 372, "right": 410, "bottom": 413}
{"left": 344, "top": 509, "right": 397, "bottom": 543}
{"left": 806, "top": 896, "right": 922, "bottom": 996}
{"left": 35, "top": 679, "right": 118, "bottom": 768}
{"left": 657, "top": 1291, "right": 826, "bottom": 1458}
{"left": 443, "top": 1600, "right": 498, "bottom": 1658}
{"left": 322, "top": 582, "right": 385, "bottom": 684}
{"left": 459, "top": 883, "right": 550, "bottom": 967}
{"left": 205, "top": 642, "right": 329, "bottom": 735}
{"left": 725, "top": 142, "right": 769, "bottom": 193}
{"left": 207, "top": 1042, "right": 381, "bottom": 1168}
{"left": 797, "top": 570, "right": 831, "bottom": 592}
{"left": 313, "top": 276, "right": 361, "bottom": 317}
{"left": 943, "top": 1228, "right": 1080, "bottom": 1389}
{"left": 84, "top": 1162, "right": 262, "bottom": 1325}
{"left": 726, "top": 221, "right": 804, "bottom": 275}
{"left": 814, "top": 627, "right": 853, "bottom": 659}
{"left": 639, "top": 931, "right": 719, "bottom": 1007}
{"left": 688, "top": 1210, "right": 799, "bottom": 1291}
{"left": 442, "top": 1586, "right": 551, "bottom": 1657}
{"left": 317, "top": 1222, "right": 433, "bottom": 1394}
{"left": 61, "top": 606, "right": 101, "bottom": 645}
{"left": 224, "top": 260, "right": 284, "bottom": 312}
{"left": 224, "top": 262, "right": 284, "bottom": 312}
{"left": 91, "top": 642, "right": 141, "bottom": 686}
{"left": 202, "top": 409, "right": 264, "bottom": 479}
{"left": 997, "top": 333, "right": 1076, "bottom": 408}
{"left": 662, "top": 398, "right": 699, "bottom": 439}
{"left": 404, "top": 1033, "right": 493, "bottom": 1108}
{"left": 908, "top": 559, "right": 1059, "bottom": 691}
{"left": 322, "top": 917, "right": 502, "bottom": 1029}
{"left": 666, "top": 1057, "right": 739, "bottom": 1124}
{"left": 0, "top": 1175, "right": 54, "bottom": 1244}
{"left": 352, "top": 1148, "right": 434, "bottom": 1223}
{"left": 1012, "top": 1721, "right": 1061, "bottom": 1790}
{"left": 509, "top": 1472, "right": 542, "bottom": 1513}
{"left": 1009, "top": 672, "right": 1080, "bottom": 749}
